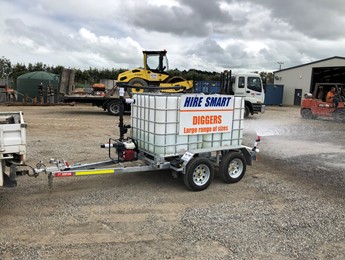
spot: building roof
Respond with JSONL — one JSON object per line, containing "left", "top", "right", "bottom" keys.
{"left": 273, "top": 56, "right": 345, "bottom": 73}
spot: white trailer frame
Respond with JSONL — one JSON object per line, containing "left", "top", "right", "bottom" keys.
{"left": 34, "top": 144, "right": 256, "bottom": 191}
{"left": 34, "top": 92, "right": 260, "bottom": 191}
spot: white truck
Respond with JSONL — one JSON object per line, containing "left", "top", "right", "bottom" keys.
{"left": 0, "top": 111, "right": 27, "bottom": 187}
{"left": 232, "top": 72, "right": 265, "bottom": 117}
{"left": 195, "top": 71, "right": 266, "bottom": 118}
{"left": 222, "top": 71, "right": 265, "bottom": 117}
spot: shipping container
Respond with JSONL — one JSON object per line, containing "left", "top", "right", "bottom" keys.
{"left": 194, "top": 81, "right": 221, "bottom": 94}
{"left": 264, "top": 84, "right": 284, "bottom": 105}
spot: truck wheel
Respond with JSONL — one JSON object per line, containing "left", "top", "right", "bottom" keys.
{"left": 244, "top": 105, "right": 250, "bottom": 118}
{"left": 219, "top": 151, "right": 246, "bottom": 183}
{"left": 107, "top": 100, "right": 120, "bottom": 116}
{"left": 301, "top": 108, "right": 313, "bottom": 119}
{"left": 183, "top": 157, "right": 214, "bottom": 191}
{"left": 128, "top": 78, "right": 147, "bottom": 96}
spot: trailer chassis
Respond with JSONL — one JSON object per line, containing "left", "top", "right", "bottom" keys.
{"left": 32, "top": 85, "right": 261, "bottom": 191}
{"left": 34, "top": 144, "right": 258, "bottom": 191}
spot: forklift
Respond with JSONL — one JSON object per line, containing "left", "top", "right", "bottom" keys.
{"left": 300, "top": 83, "right": 345, "bottom": 121}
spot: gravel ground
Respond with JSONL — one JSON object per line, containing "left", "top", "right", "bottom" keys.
{"left": 0, "top": 104, "right": 344, "bottom": 259}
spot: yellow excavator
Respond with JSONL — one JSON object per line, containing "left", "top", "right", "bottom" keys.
{"left": 116, "top": 50, "right": 193, "bottom": 94}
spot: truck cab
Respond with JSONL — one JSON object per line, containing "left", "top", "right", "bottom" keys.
{"left": 221, "top": 71, "right": 265, "bottom": 117}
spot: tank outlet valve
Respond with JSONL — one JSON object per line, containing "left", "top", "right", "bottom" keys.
{"left": 101, "top": 143, "right": 116, "bottom": 148}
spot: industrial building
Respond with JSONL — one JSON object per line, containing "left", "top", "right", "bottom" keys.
{"left": 273, "top": 56, "right": 345, "bottom": 105}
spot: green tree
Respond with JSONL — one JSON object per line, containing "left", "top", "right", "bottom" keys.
{"left": 10, "top": 63, "right": 28, "bottom": 88}
{"left": 0, "top": 56, "right": 12, "bottom": 79}
{"left": 259, "top": 71, "right": 274, "bottom": 84}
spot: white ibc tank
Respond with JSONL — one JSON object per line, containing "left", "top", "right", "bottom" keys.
{"left": 131, "top": 94, "right": 244, "bottom": 157}
{"left": 131, "top": 93, "right": 202, "bottom": 157}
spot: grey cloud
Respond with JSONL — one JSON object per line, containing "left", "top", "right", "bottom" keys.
{"left": 3, "top": 0, "right": 345, "bottom": 72}
{"left": 187, "top": 38, "right": 227, "bottom": 59}
{"left": 246, "top": 0, "right": 345, "bottom": 40}
{"left": 180, "top": 0, "right": 232, "bottom": 23}
{"left": 5, "top": 18, "right": 76, "bottom": 52}
{"left": 125, "top": 1, "right": 233, "bottom": 37}
{"left": 127, "top": 7, "right": 209, "bottom": 37}
{"left": 186, "top": 38, "right": 249, "bottom": 69}
{"left": 3, "top": 18, "right": 141, "bottom": 69}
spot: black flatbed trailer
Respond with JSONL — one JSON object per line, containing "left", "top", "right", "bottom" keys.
{"left": 61, "top": 95, "right": 131, "bottom": 115}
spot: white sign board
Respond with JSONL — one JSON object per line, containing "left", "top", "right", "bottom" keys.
{"left": 179, "top": 94, "right": 234, "bottom": 135}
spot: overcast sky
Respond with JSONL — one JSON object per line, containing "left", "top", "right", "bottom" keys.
{"left": 1, "top": 0, "right": 345, "bottom": 73}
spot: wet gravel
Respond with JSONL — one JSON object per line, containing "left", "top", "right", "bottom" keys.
{"left": 0, "top": 104, "right": 344, "bottom": 259}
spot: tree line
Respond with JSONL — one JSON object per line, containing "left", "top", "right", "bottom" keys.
{"left": 0, "top": 56, "right": 273, "bottom": 88}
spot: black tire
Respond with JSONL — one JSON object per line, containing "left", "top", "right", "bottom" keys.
{"left": 107, "top": 100, "right": 120, "bottom": 116}
{"left": 183, "top": 157, "right": 214, "bottom": 191}
{"left": 244, "top": 105, "right": 250, "bottom": 118}
{"left": 333, "top": 108, "right": 345, "bottom": 122}
{"left": 128, "top": 78, "right": 147, "bottom": 96}
{"left": 219, "top": 151, "right": 246, "bottom": 184}
{"left": 301, "top": 108, "right": 313, "bottom": 119}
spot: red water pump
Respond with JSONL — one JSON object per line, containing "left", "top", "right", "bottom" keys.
{"left": 101, "top": 138, "right": 137, "bottom": 162}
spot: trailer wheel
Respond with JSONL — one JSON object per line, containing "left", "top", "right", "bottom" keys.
{"left": 220, "top": 152, "right": 246, "bottom": 183}
{"left": 183, "top": 157, "right": 214, "bottom": 191}
{"left": 301, "top": 108, "right": 313, "bottom": 119}
{"left": 107, "top": 100, "right": 120, "bottom": 116}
